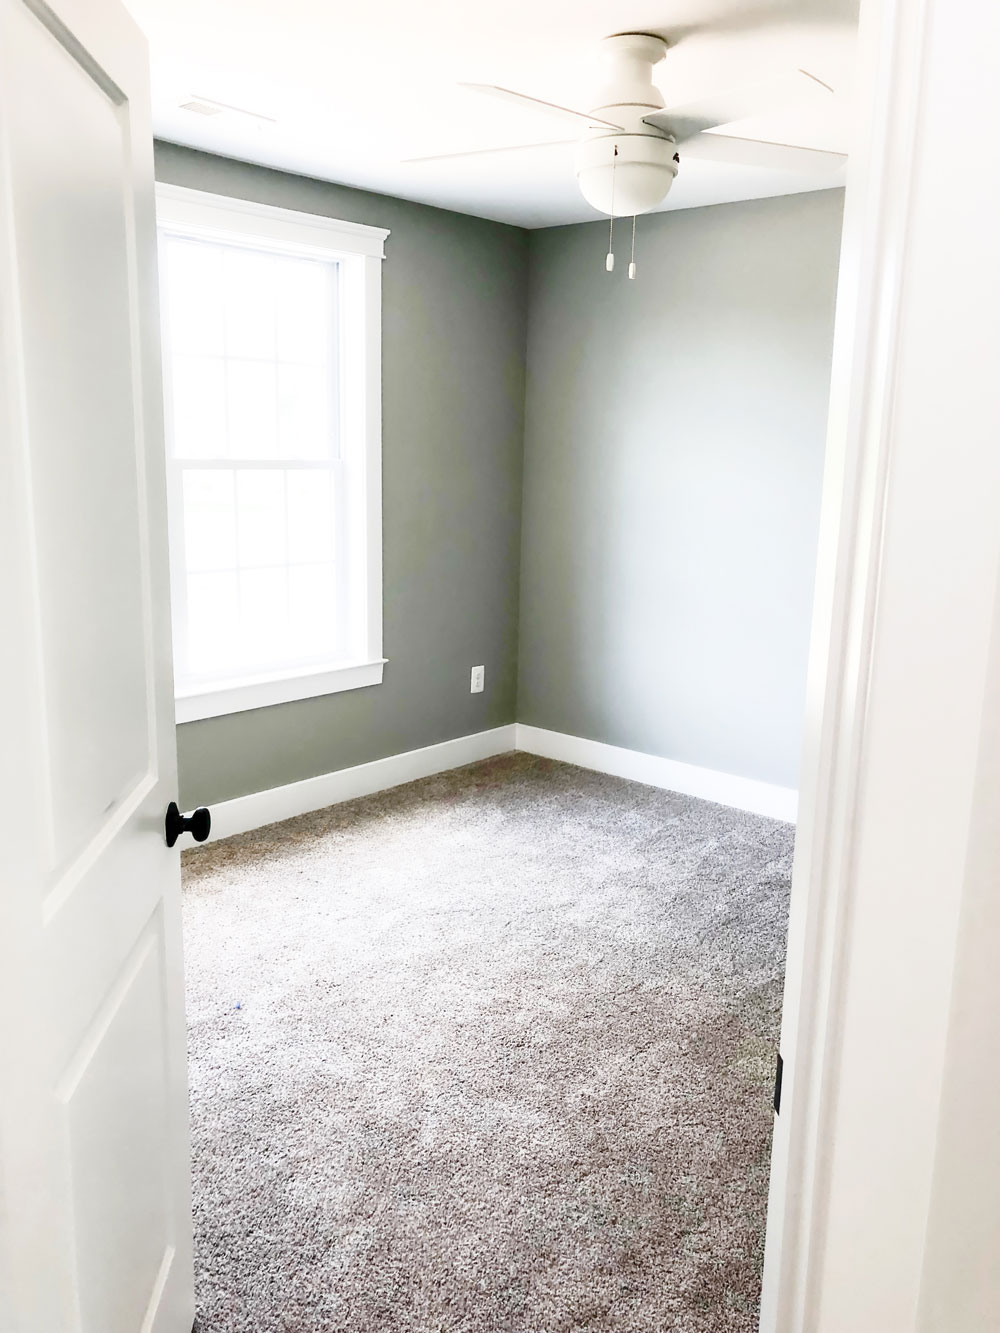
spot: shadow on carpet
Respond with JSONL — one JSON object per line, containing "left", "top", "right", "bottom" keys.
{"left": 182, "top": 752, "right": 793, "bottom": 1332}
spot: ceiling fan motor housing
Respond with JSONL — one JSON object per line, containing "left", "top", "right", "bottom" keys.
{"left": 592, "top": 32, "right": 668, "bottom": 110}
{"left": 574, "top": 32, "right": 678, "bottom": 216}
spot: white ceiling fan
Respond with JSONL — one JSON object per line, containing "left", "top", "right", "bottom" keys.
{"left": 406, "top": 32, "right": 846, "bottom": 220}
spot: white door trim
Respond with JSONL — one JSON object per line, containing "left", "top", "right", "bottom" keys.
{"left": 759, "top": 0, "right": 930, "bottom": 1323}
{"left": 759, "top": 0, "right": 927, "bottom": 1320}
{"left": 760, "top": 0, "right": 1000, "bottom": 1326}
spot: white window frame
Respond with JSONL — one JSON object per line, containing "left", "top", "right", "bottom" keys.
{"left": 155, "top": 183, "right": 388, "bottom": 722}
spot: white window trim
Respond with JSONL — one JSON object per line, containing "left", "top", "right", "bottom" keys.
{"left": 155, "top": 183, "right": 389, "bottom": 723}
{"left": 174, "top": 659, "right": 388, "bottom": 723}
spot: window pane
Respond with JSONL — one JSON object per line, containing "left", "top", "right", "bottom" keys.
{"left": 287, "top": 471, "right": 335, "bottom": 564}
{"left": 227, "top": 360, "right": 277, "bottom": 458}
{"left": 239, "top": 567, "right": 287, "bottom": 663}
{"left": 171, "top": 355, "right": 226, "bottom": 459}
{"left": 159, "top": 211, "right": 361, "bottom": 692}
{"left": 224, "top": 248, "right": 276, "bottom": 360}
{"left": 187, "top": 570, "right": 239, "bottom": 676}
{"left": 237, "top": 470, "right": 285, "bottom": 568}
{"left": 276, "top": 258, "right": 331, "bottom": 365}
{"left": 183, "top": 470, "right": 236, "bottom": 572}
{"left": 288, "top": 563, "right": 339, "bottom": 660}
{"left": 165, "top": 238, "right": 224, "bottom": 356}
{"left": 278, "top": 364, "right": 330, "bottom": 460}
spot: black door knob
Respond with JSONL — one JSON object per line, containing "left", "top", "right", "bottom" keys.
{"left": 165, "top": 801, "right": 211, "bottom": 848}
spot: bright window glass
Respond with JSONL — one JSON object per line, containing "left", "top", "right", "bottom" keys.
{"left": 160, "top": 234, "right": 346, "bottom": 690}
{"left": 157, "top": 186, "right": 386, "bottom": 721}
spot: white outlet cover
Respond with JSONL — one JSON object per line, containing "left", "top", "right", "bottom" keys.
{"left": 471, "top": 665, "right": 485, "bottom": 694}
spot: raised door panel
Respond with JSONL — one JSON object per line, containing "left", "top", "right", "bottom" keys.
{"left": 4, "top": 0, "right": 155, "bottom": 898}
{"left": 59, "top": 909, "right": 174, "bottom": 1333}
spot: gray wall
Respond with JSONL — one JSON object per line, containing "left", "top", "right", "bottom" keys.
{"left": 160, "top": 145, "right": 841, "bottom": 804}
{"left": 154, "top": 144, "right": 528, "bottom": 807}
{"left": 518, "top": 190, "right": 844, "bottom": 790}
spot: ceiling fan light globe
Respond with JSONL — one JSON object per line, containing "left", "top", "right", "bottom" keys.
{"left": 577, "top": 161, "right": 676, "bottom": 215}
{"left": 575, "top": 133, "right": 678, "bottom": 216}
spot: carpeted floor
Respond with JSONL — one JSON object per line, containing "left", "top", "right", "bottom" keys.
{"left": 182, "top": 752, "right": 793, "bottom": 1333}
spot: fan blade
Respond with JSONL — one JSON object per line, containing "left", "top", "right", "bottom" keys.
{"left": 644, "top": 68, "right": 832, "bottom": 142}
{"left": 654, "top": 1, "right": 826, "bottom": 47}
{"left": 402, "top": 139, "right": 575, "bottom": 164}
{"left": 679, "top": 133, "right": 847, "bottom": 174}
{"left": 459, "top": 83, "right": 623, "bottom": 132}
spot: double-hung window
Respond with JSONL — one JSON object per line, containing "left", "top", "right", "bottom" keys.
{"left": 156, "top": 185, "right": 388, "bottom": 722}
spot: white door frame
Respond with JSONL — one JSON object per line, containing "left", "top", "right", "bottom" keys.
{"left": 759, "top": 0, "right": 929, "bottom": 1320}
{"left": 760, "top": 0, "right": 1000, "bottom": 1325}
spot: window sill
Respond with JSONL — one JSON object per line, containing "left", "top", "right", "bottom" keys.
{"left": 175, "top": 659, "right": 386, "bottom": 723}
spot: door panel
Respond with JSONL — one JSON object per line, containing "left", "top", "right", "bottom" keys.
{"left": 61, "top": 910, "right": 172, "bottom": 1333}
{"left": 5, "top": 0, "right": 154, "bottom": 886}
{"left": 0, "top": 0, "right": 194, "bottom": 1330}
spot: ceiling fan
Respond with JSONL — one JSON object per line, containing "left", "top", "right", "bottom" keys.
{"left": 406, "top": 32, "right": 846, "bottom": 220}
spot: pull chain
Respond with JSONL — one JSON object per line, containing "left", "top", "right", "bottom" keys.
{"left": 606, "top": 144, "right": 618, "bottom": 272}
{"left": 628, "top": 213, "right": 637, "bottom": 280}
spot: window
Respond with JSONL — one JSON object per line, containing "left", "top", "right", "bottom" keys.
{"left": 156, "top": 184, "right": 388, "bottom": 722}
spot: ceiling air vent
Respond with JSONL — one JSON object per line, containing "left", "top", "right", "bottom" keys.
{"left": 178, "top": 96, "right": 276, "bottom": 130}
{"left": 179, "top": 98, "right": 223, "bottom": 116}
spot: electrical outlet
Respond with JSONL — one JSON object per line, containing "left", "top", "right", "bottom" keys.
{"left": 470, "top": 665, "right": 485, "bottom": 694}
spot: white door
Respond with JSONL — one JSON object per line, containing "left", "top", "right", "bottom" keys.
{"left": 0, "top": 0, "right": 195, "bottom": 1330}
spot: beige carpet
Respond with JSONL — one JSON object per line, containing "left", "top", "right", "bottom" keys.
{"left": 182, "top": 752, "right": 792, "bottom": 1332}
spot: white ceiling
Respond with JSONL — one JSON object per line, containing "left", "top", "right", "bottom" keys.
{"left": 124, "top": 0, "right": 859, "bottom": 229}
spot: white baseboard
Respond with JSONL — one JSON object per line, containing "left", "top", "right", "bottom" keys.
{"left": 202, "top": 720, "right": 796, "bottom": 842}
{"left": 515, "top": 724, "right": 798, "bottom": 822}
{"left": 204, "top": 724, "right": 517, "bottom": 842}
